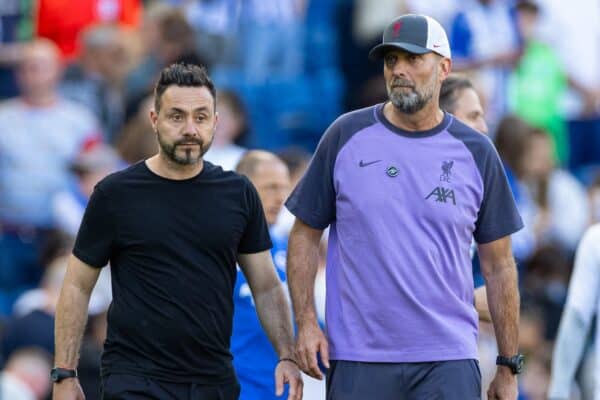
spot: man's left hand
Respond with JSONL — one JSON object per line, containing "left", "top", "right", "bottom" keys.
{"left": 487, "top": 367, "right": 518, "bottom": 400}
{"left": 275, "top": 359, "right": 303, "bottom": 400}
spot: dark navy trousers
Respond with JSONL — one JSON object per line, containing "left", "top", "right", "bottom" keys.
{"left": 326, "top": 359, "right": 481, "bottom": 400}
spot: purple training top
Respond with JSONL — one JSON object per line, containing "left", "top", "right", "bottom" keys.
{"left": 286, "top": 104, "right": 523, "bottom": 363}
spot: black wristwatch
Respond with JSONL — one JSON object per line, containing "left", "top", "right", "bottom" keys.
{"left": 496, "top": 354, "right": 524, "bottom": 375}
{"left": 50, "top": 367, "right": 78, "bottom": 383}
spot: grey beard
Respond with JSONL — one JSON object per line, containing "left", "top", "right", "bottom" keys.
{"left": 388, "top": 87, "right": 432, "bottom": 114}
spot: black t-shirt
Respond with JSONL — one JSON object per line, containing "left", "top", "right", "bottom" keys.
{"left": 73, "top": 161, "right": 272, "bottom": 383}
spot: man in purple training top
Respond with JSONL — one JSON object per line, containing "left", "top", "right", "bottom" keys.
{"left": 286, "top": 14, "right": 523, "bottom": 400}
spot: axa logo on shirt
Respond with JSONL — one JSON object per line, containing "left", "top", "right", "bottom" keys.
{"left": 426, "top": 187, "right": 456, "bottom": 205}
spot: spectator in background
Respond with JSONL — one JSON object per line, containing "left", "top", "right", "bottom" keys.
{"left": 1, "top": 255, "right": 66, "bottom": 360}
{"left": 278, "top": 147, "right": 312, "bottom": 189}
{"left": 0, "top": 347, "right": 52, "bottom": 400}
{"left": 233, "top": 150, "right": 292, "bottom": 400}
{"left": 35, "top": 0, "right": 142, "bottom": 61}
{"left": 0, "top": 39, "right": 101, "bottom": 316}
{"left": 518, "top": 301, "right": 552, "bottom": 400}
{"left": 0, "top": 0, "right": 31, "bottom": 99}
{"left": 115, "top": 94, "right": 158, "bottom": 163}
{"left": 549, "top": 224, "right": 600, "bottom": 400}
{"left": 124, "top": 5, "right": 206, "bottom": 115}
{"left": 404, "top": 0, "right": 468, "bottom": 30}
{"left": 172, "top": 0, "right": 240, "bottom": 67}
{"left": 52, "top": 144, "right": 122, "bottom": 237}
{"left": 449, "top": 0, "right": 520, "bottom": 128}
{"left": 522, "top": 246, "right": 571, "bottom": 340}
{"left": 508, "top": 0, "right": 568, "bottom": 165}
{"left": 272, "top": 147, "right": 311, "bottom": 239}
{"left": 521, "top": 128, "right": 589, "bottom": 252}
{"left": 589, "top": 173, "right": 600, "bottom": 225}
{"left": 238, "top": 0, "right": 306, "bottom": 82}
{"left": 204, "top": 90, "right": 249, "bottom": 170}
{"left": 440, "top": 74, "right": 488, "bottom": 134}
{"left": 494, "top": 115, "right": 538, "bottom": 264}
{"left": 0, "top": 232, "right": 88, "bottom": 363}
{"left": 279, "top": 147, "right": 311, "bottom": 200}
{"left": 535, "top": 0, "right": 600, "bottom": 170}
{"left": 60, "top": 24, "right": 131, "bottom": 142}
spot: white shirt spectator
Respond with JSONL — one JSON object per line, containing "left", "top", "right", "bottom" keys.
{"left": 544, "top": 169, "right": 589, "bottom": 250}
{"left": 0, "top": 98, "right": 100, "bottom": 227}
{"left": 549, "top": 224, "right": 600, "bottom": 399}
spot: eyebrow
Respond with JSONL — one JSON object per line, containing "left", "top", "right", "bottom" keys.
{"left": 168, "top": 106, "right": 210, "bottom": 114}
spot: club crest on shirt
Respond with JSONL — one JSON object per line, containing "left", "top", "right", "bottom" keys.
{"left": 440, "top": 160, "right": 453, "bottom": 182}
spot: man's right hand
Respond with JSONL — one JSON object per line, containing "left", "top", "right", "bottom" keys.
{"left": 295, "top": 321, "right": 329, "bottom": 380}
{"left": 53, "top": 378, "right": 85, "bottom": 400}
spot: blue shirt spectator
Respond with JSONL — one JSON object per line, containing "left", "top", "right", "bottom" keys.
{"left": 232, "top": 230, "right": 288, "bottom": 400}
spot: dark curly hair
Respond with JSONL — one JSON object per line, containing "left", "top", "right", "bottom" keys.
{"left": 154, "top": 63, "right": 216, "bottom": 113}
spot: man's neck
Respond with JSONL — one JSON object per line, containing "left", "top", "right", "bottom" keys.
{"left": 383, "top": 101, "right": 445, "bottom": 132}
{"left": 145, "top": 153, "right": 204, "bottom": 180}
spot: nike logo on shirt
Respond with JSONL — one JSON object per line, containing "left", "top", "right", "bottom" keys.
{"left": 359, "top": 160, "right": 382, "bottom": 167}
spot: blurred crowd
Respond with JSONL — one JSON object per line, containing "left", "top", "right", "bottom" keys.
{"left": 0, "top": 0, "right": 599, "bottom": 399}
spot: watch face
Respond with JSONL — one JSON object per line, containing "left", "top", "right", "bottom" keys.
{"left": 515, "top": 354, "right": 525, "bottom": 373}
{"left": 50, "top": 369, "right": 59, "bottom": 382}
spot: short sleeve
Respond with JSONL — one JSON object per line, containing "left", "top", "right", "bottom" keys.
{"left": 237, "top": 177, "right": 272, "bottom": 254}
{"left": 72, "top": 186, "right": 115, "bottom": 268}
{"left": 473, "top": 144, "right": 524, "bottom": 243}
{"left": 566, "top": 225, "right": 600, "bottom": 325}
{"left": 285, "top": 121, "right": 339, "bottom": 229}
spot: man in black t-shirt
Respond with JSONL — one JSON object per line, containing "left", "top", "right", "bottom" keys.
{"left": 52, "top": 64, "right": 302, "bottom": 400}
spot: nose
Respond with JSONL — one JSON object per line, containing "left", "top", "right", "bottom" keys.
{"left": 182, "top": 116, "right": 198, "bottom": 136}
{"left": 390, "top": 59, "right": 408, "bottom": 77}
{"left": 276, "top": 186, "right": 289, "bottom": 206}
{"left": 478, "top": 119, "right": 489, "bottom": 135}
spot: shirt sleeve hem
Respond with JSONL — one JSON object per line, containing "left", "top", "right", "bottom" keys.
{"left": 238, "top": 242, "right": 273, "bottom": 255}
{"left": 475, "top": 220, "right": 524, "bottom": 244}
{"left": 285, "top": 200, "right": 330, "bottom": 230}
{"left": 72, "top": 248, "right": 108, "bottom": 269}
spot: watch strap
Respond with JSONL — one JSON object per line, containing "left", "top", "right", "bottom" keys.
{"left": 51, "top": 367, "right": 78, "bottom": 382}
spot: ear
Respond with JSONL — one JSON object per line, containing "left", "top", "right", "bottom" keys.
{"left": 214, "top": 111, "right": 219, "bottom": 131}
{"left": 439, "top": 57, "right": 452, "bottom": 81}
{"left": 150, "top": 109, "right": 158, "bottom": 133}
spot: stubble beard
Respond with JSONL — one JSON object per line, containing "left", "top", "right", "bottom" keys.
{"left": 157, "top": 131, "right": 213, "bottom": 166}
